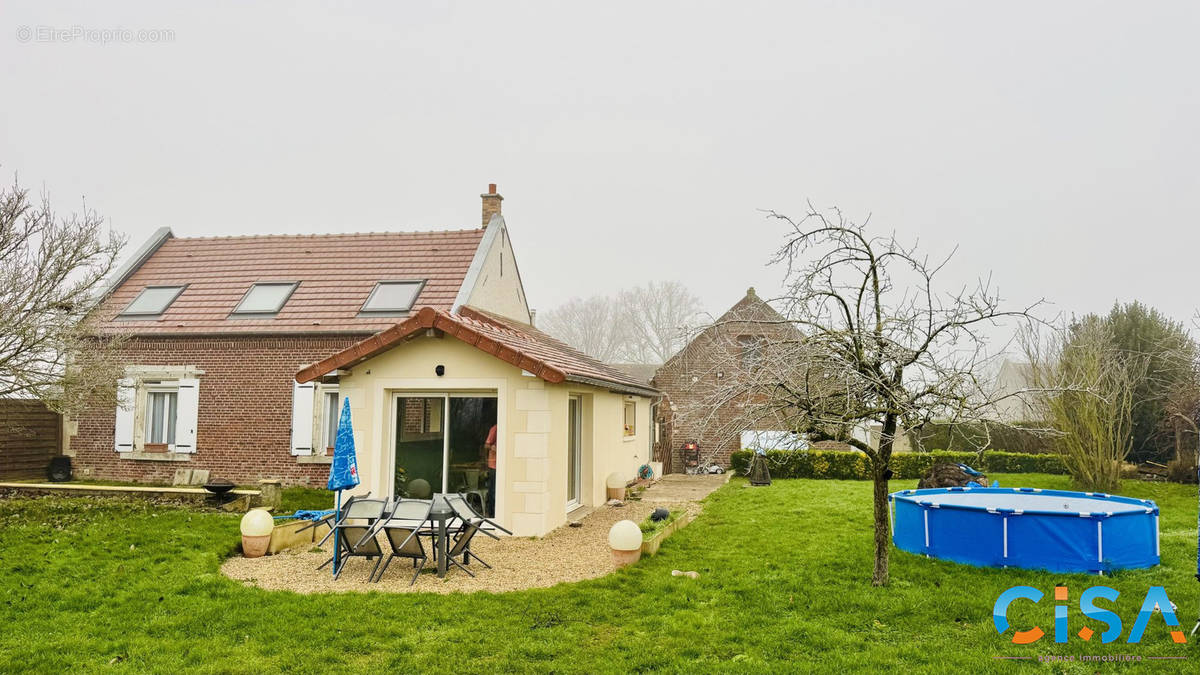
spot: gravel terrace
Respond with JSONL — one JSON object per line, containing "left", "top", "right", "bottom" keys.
{"left": 221, "top": 473, "right": 728, "bottom": 594}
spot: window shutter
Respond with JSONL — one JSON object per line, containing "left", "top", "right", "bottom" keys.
{"left": 175, "top": 377, "right": 200, "bottom": 453}
{"left": 114, "top": 377, "right": 135, "bottom": 452}
{"left": 291, "top": 381, "right": 315, "bottom": 455}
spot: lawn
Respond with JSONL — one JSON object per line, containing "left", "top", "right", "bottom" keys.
{"left": 0, "top": 474, "right": 1196, "bottom": 674}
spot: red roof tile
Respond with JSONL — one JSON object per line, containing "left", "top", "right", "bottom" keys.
{"left": 96, "top": 230, "right": 486, "bottom": 334}
{"left": 296, "top": 306, "right": 661, "bottom": 397}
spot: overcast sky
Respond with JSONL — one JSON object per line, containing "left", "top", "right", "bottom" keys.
{"left": 3, "top": 1, "right": 1198, "bottom": 339}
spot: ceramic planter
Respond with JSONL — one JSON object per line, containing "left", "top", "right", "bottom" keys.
{"left": 241, "top": 534, "right": 270, "bottom": 558}
{"left": 610, "top": 547, "right": 641, "bottom": 567}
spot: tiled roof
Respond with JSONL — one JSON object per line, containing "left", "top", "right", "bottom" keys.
{"left": 96, "top": 230, "right": 486, "bottom": 334}
{"left": 606, "top": 363, "right": 662, "bottom": 386}
{"left": 296, "top": 306, "right": 661, "bottom": 397}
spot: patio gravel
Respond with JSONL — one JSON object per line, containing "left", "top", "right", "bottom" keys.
{"left": 221, "top": 475, "right": 726, "bottom": 593}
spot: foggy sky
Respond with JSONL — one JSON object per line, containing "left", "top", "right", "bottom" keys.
{"left": 3, "top": 1, "right": 1198, "bottom": 340}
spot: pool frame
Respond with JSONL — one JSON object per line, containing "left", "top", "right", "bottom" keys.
{"left": 888, "top": 487, "right": 1160, "bottom": 574}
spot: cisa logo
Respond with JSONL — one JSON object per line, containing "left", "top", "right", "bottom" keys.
{"left": 993, "top": 585, "right": 1188, "bottom": 644}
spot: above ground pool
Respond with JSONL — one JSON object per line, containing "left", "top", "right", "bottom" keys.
{"left": 889, "top": 487, "right": 1160, "bottom": 574}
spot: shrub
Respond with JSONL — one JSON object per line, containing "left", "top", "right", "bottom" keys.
{"left": 729, "top": 449, "right": 1066, "bottom": 480}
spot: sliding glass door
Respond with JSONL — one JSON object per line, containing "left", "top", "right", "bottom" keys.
{"left": 394, "top": 393, "right": 497, "bottom": 516}
{"left": 394, "top": 396, "right": 445, "bottom": 499}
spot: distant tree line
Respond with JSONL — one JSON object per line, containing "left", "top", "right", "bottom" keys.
{"left": 538, "top": 281, "right": 703, "bottom": 365}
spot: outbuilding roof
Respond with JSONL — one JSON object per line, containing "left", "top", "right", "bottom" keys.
{"left": 296, "top": 306, "right": 661, "bottom": 397}
{"left": 95, "top": 229, "right": 486, "bottom": 335}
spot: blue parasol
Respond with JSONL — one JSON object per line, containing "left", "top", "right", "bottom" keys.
{"left": 327, "top": 398, "right": 359, "bottom": 576}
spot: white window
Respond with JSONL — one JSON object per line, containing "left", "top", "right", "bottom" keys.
{"left": 113, "top": 372, "right": 200, "bottom": 454}
{"left": 232, "top": 282, "right": 298, "bottom": 315}
{"left": 322, "top": 389, "right": 340, "bottom": 452}
{"left": 361, "top": 280, "right": 424, "bottom": 313}
{"left": 120, "top": 286, "right": 185, "bottom": 317}
{"left": 623, "top": 401, "right": 636, "bottom": 437}
{"left": 291, "top": 381, "right": 340, "bottom": 457}
{"left": 144, "top": 388, "right": 178, "bottom": 446}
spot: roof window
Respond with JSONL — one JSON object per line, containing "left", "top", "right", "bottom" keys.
{"left": 361, "top": 281, "right": 424, "bottom": 313}
{"left": 120, "top": 286, "right": 185, "bottom": 317}
{"left": 232, "top": 282, "right": 298, "bottom": 316}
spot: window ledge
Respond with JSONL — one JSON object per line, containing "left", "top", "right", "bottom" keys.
{"left": 623, "top": 435, "right": 638, "bottom": 443}
{"left": 297, "top": 455, "right": 333, "bottom": 465}
{"left": 119, "top": 451, "right": 192, "bottom": 462}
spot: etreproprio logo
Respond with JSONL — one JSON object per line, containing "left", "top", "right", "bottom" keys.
{"left": 994, "top": 585, "right": 1188, "bottom": 644}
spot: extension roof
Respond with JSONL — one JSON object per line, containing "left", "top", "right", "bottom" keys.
{"left": 296, "top": 306, "right": 660, "bottom": 397}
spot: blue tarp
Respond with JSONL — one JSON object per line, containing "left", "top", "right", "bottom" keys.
{"left": 274, "top": 509, "right": 335, "bottom": 521}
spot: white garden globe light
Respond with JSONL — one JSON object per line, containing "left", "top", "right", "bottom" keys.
{"left": 240, "top": 508, "right": 274, "bottom": 537}
{"left": 408, "top": 478, "right": 432, "bottom": 499}
{"left": 606, "top": 472, "right": 625, "bottom": 489}
{"left": 608, "top": 520, "right": 642, "bottom": 551}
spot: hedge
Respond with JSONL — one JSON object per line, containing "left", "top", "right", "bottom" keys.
{"left": 729, "top": 449, "right": 1066, "bottom": 480}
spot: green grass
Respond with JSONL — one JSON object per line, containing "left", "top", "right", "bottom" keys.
{"left": 0, "top": 474, "right": 1196, "bottom": 673}
{"left": 639, "top": 508, "right": 682, "bottom": 541}
{"left": 277, "top": 486, "right": 337, "bottom": 514}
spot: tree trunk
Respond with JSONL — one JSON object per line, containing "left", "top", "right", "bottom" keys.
{"left": 871, "top": 413, "right": 899, "bottom": 586}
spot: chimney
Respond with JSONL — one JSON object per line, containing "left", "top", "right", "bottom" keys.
{"left": 481, "top": 183, "right": 503, "bottom": 227}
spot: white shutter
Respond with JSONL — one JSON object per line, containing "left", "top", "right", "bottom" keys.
{"left": 114, "top": 377, "right": 135, "bottom": 452}
{"left": 291, "top": 380, "right": 316, "bottom": 455}
{"left": 175, "top": 377, "right": 200, "bottom": 453}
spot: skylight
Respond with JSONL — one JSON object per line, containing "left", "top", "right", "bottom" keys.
{"left": 120, "top": 286, "right": 185, "bottom": 317}
{"left": 361, "top": 281, "right": 424, "bottom": 313}
{"left": 232, "top": 282, "right": 298, "bottom": 315}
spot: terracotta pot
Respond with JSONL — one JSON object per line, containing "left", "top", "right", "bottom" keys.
{"left": 242, "top": 534, "right": 270, "bottom": 558}
{"left": 606, "top": 486, "right": 626, "bottom": 501}
{"left": 611, "top": 547, "right": 641, "bottom": 567}
{"left": 143, "top": 443, "right": 168, "bottom": 454}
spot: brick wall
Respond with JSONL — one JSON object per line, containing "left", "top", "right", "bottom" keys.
{"left": 652, "top": 291, "right": 798, "bottom": 471}
{"left": 71, "top": 334, "right": 362, "bottom": 486}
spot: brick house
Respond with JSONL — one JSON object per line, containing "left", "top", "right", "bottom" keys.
{"left": 73, "top": 185, "right": 529, "bottom": 485}
{"left": 70, "top": 185, "right": 658, "bottom": 536}
{"left": 651, "top": 288, "right": 803, "bottom": 471}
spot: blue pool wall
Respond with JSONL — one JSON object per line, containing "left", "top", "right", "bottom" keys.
{"left": 889, "top": 487, "right": 1160, "bottom": 574}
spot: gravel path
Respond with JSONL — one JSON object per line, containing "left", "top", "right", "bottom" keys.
{"left": 222, "top": 498, "right": 700, "bottom": 594}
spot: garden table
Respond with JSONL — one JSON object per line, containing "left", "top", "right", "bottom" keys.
{"left": 428, "top": 494, "right": 455, "bottom": 578}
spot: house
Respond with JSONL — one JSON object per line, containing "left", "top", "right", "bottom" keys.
{"left": 295, "top": 306, "right": 657, "bottom": 536}
{"left": 651, "top": 288, "right": 800, "bottom": 471}
{"left": 72, "top": 185, "right": 658, "bottom": 535}
{"left": 990, "top": 360, "right": 1041, "bottom": 423}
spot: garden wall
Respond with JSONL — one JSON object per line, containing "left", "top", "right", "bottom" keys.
{"left": 729, "top": 449, "right": 1066, "bottom": 480}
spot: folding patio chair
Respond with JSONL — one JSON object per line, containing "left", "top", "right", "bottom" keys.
{"left": 367, "top": 499, "right": 434, "bottom": 585}
{"left": 315, "top": 498, "right": 388, "bottom": 580}
{"left": 301, "top": 492, "right": 371, "bottom": 541}
{"left": 439, "top": 493, "right": 513, "bottom": 573}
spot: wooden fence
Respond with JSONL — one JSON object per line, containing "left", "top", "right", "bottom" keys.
{"left": 0, "top": 399, "right": 62, "bottom": 480}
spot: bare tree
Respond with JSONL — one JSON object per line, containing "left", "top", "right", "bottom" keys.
{"left": 1023, "top": 320, "right": 1146, "bottom": 492}
{"left": 617, "top": 281, "right": 703, "bottom": 363}
{"left": 539, "top": 295, "right": 629, "bottom": 362}
{"left": 1163, "top": 366, "right": 1200, "bottom": 482}
{"left": 0, "top": 177, "right": 127, "bottom": 414}
{"left": 540, "top": 282, "right": 702, "bottom": 364}
{"left": 677, "top": 205, "right": 1041, "bottom": 586}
